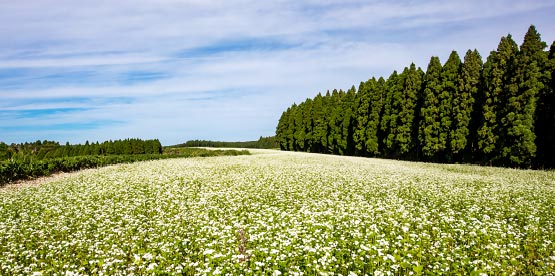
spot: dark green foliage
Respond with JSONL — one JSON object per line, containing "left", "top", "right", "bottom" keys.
{"left": 179, "top": 136, "right": 279, "bottom": 149}
{"left": 380, "top": 71, "right": 401, "bottom": 157}
{"left": 353, "top": 81, "right": 371, "bottom": 155}
{"left": 302, "top": 99, "right": 314, "bottom": 152}
{"left": 339, "top": 86, "right": 356, "bottom": 155}
{"left": 395, "top": 64, "right": 423, "bottom": 158}
{"left": 0, "top": 138, "right": 163, "bottom": 162}
{"left": 276, "top": 110, "right": 290, "bottom": 150}
{"left": 419, "top": 56, "right": 443, "bottom": 160}
{"left": 440, "top": 51, "right": 461, "bottom": 161}
{"left": 276, "top": 25, "right": 554, "bottom": 169}
{"left": 287, "top": 104, "right": 297, "bottom": 151}
{"left": 327, "top": 89, "right": 343, "bottom": 154}
{"left": 294, "top": 100, "right": 309, "bottom": 151}
{"left": 0, "top": 142, "right": 10, "bottom": 160}
{"left": 453, "top": 49, "right": 482, "bottom": 160}
{"left": 535, "top": 41, "right": 555, "bottom": 168}
{"left": 311, "top": 93, "right": 326, "bottom": 153}
{"left": 353, "top": 79, "right": 385, "bottom": 156}
{"left": 418, "top": 52, "right": 460, "bottom": 162}
{"left": 478, "top": 35, "right": 519, "bottom": 164}
{"left": 366, "top": 77, "right": 386, "bottom": 156}
{"left": 499, "top": 25, "right": 546, "bottom": 167}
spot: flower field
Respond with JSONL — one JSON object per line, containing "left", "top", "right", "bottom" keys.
{"left": 1, "top": 149, "right": 554, "bottom": 275}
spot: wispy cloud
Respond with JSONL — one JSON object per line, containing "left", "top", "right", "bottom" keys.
{"left": 1, "top": 0, "right": 554, "bottom": 144}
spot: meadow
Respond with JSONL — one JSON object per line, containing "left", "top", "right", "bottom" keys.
{"left": 1, "top": 149, "right": 554, "bottom": 275}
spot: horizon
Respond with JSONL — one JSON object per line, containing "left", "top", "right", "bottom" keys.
{"left": 1, "top": 1, "right": 555, "bottom": 145}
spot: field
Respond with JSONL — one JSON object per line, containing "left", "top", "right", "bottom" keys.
{"left": 1, "top": 149, "right": 554, "bottom": 275}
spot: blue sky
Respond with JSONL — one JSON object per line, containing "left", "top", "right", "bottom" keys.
{"left": 1, "top": 0, "right": 554, "bottom": 145}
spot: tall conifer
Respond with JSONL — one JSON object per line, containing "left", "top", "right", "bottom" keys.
{"left": 396, "top": 63, "right": 422, "bottom": 158}
{"left": 366, "top": 77, "right": 386, "bottom": 156}
{"left": 381, "top": 71, "right": 400, "bottom": 158}
{"left": 286, "top": 104, "right": 297, "bottom": 151}
{"left": 478, "top": 35, "right": 518, "bottom": 164}
{"left": 451, "top": 50, "right": 482, "bottom": 159}
{"left": 437, "top": 51, "right": 461, "bottom": 161}
{"left": 419, "top": 56, "right": 443, "bottom": 160}
{"left": 500, "top": 26, "right": 546, "bottom": 166}
{"left": 311, "top": 93, "right": 325, "bottom": 153}
{"left": 354, "top": 80, "right": 371, "bottom": 155}
{"left": 339, "top": 86, "right": 356, "bottom": 155}
{"left": 538, "top": 42, "right": 555, "bottom": 167}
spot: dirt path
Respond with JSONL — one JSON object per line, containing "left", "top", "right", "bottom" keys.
{"left": 1, "top": 171, "right": 80, "bottom": 192}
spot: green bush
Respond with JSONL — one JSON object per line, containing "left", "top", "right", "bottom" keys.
{"left": 0, "top": 149, "right": 249, "bottom": 186}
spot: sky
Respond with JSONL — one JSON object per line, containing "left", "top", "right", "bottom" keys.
{"left": 1, "top": 0, "right": 554, "bottom": 145}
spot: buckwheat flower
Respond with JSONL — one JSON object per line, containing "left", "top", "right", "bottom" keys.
{"left": 203, "top": 249, "right": 215, "bottom": 255}
{"left": 143, "top": 253, "right": 154, "bottom": 261}
{"left": 146, "top": 263, "right": 157, "bottom": 272}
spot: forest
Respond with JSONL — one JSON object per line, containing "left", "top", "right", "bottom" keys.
{"left": 175, "top": 136, "right": 278, "bottom": 149}
{"left": 276, "top": 25, "right": 555, "bottom": 169}
{"left": 0, "top": 138, "right": 163, "bottom": 161}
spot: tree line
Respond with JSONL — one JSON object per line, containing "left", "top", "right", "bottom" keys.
{"left": 0, "top": 138, "right": 163, "bottom": 161}
{"left": 175, "top": 136, "right": 278, "bottom": 149}
{"left": 276, "top": 25, "right": 555, "bottom": 169}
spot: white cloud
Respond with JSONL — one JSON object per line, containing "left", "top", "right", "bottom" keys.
{"left": 1, "top": 0, "right": 554, "bottom": 144}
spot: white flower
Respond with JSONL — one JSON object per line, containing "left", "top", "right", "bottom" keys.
{"left": 147, "top": 263, "right": 157, "bottom": 271}
{"left": 143, "top": 253, "right": 154, "bottom": 260}
{"left": 203, "top": 249, "right": 215, "bottom": 255}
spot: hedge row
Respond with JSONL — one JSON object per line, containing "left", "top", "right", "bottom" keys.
{"left": 0, "top": 148, "right": 249, "bottom": 186}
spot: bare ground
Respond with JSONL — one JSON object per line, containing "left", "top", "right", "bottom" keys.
{"left": 1, "top": 171, "right": 83, "bottom": 192}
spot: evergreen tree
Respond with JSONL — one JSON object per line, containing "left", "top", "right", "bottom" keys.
{"left": 294, "top": 102, "right": 307, "bottom": 151}
{"left": 0, "top": 142, "right": 9, "bottom": 160}
{"left": 536, "top": 41, "right": 555, "bottom": 168}
{"left": 478, "top": 35, "right": 518, "bottom": 164}
{"left": 353, "top": 80, "right": 371, "bottom": 155}
{"left": 327, "top": 90, "right": 343, "bottom": 154}
{"left": 153, "top": 139, "right": 163, "bottom": 154}
{"left": 395, "top": 64, "right": 422, "bottom": 158}
{"left": 303, "top": 98, "right": 314, "bottom": 152}
{"left": 454, "top": 49, "right": 483, "bottom": 161}
{"left": 122, "top": 140, "right": 132, "bottom": 155}
{"left": 419, "top": 56, "right": 443, "bottom": 160}
{"left": 82, "top": 141, "right": 92, "bottom": 155}
{"left": 274, "top": 26, "right": 554, "bottom": 168}
{"left": 106, "top": 141, "right": 115, "bottom": 155}
{"left": 276, "top": 109, "right": 290, "bottom": 150}
{"left": 311, "top": 93, "right": 326, "bottom": 153}
{"left": 438, "top": 51, "right": 460, "bottom": 161}
{"left": 286, "top": 105, "right": 297, "bottom": 151}
{"left": 319, "top": 91, "right": 332, "bottom": 153}
{"left": 500, "top": 26, "right": 546, "bottom": 167}
{"left": 380, "top": 71, "right": 400, "bottom": 158}
{"left": 339, "top": 86, "right": 356, "bottom": 155}
{"left": 366, "top": 77, "right": 386, "bottom": 156}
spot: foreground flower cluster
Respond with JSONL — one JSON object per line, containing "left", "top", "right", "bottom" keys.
{"left": 1, "top": 150, "right": 554, "bottom": 275}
